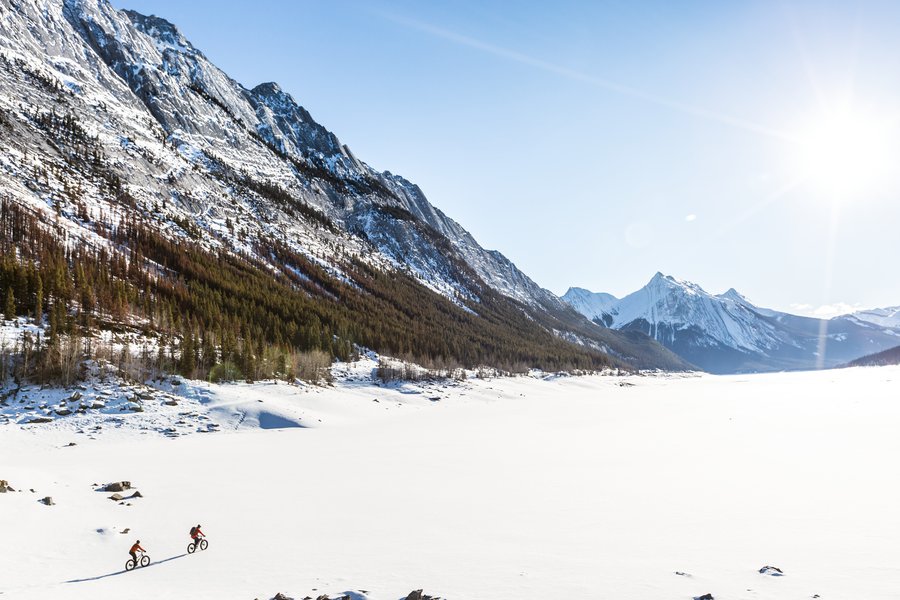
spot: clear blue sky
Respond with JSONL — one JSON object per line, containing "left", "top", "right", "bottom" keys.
{"left": 112, "top": 0, "right": 900, "bottom": 316}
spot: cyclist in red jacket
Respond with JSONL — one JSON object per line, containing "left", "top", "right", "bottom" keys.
{"left": 190, "top": 524, "right": 204, "bottom": 550}
{"left": 129, "top": 540, "right": 145, "bottom": 564}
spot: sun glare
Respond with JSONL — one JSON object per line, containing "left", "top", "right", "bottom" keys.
{"left": 790, "top": 107, "right": 896, "bottom": 197}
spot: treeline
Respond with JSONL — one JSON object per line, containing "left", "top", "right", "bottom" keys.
{"left": 0, "top": 193, "right": 616, "bottom": 387}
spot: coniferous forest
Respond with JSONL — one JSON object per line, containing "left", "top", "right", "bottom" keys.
{"left": 0, "top": 196, "right": 623, "bottom": 387}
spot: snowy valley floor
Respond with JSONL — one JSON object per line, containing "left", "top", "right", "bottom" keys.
{"left": 2, "top": 364, "right": 900, "bottom": 599}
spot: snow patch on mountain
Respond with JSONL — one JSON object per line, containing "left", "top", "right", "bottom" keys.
{"left": 849, "top": 306, "right": 900, "bottom": 330}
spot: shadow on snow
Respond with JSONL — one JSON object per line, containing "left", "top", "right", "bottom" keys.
{"left": 64, "top": 554, "right": 188, "bottom": 583}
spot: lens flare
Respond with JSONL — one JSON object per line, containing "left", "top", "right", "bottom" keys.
{"left": 790, "top": 108, "right": 896, "bottom": 196}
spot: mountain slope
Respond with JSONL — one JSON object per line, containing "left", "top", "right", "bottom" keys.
{"left": 563, "top": 273, "right": 900, "bottom": 373}
{"left": 846, "top": 344, "right": 900, "bottom": 367}
{"left": 0, "top": 0, "right": 687, "bottom": 374}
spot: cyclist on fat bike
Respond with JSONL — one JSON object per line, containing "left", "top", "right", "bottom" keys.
{"left": 129, "top": 540, "right": 145, "bottom": 564}
{"left": 190, "top": 524, "right": 205, "bottom": 550}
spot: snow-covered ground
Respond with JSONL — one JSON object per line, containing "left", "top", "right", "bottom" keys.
{"left": 2, "top": 365, "right": 900, "bottom": 599}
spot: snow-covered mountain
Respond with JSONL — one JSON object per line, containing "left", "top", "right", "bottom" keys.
{"left": 0, "top": 0, "right": 689, "bottom": 371}
{"left": 847, "top": 306, "right": 900, "bottom": 330}
{"left": 559, "top": 287, "right": 618, "bottom": 327}
{"left": 1, "top": 0, "right": 531, "bottom": 304}
{"left": 563, "top": 273, "right": 900, "bottom": 373}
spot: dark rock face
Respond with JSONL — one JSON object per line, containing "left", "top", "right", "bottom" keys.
{"left": 105, "top": 481, "right": 132, "bottom": 492}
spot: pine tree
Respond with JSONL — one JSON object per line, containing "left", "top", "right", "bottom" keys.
{"left": 201, "top": 333, "right": 216, "bottom": 374}
{"left": 178, "top": 328, "right": 196, "bottom": 378}
{"left": 33, "top": 273, "right": 43, "bottom": 323}
{"left": 3, "top": 288, "right": 14, "bottom": 320}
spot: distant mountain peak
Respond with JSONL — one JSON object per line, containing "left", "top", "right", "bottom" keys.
{"left": 718, "top": 288, "right": 749, "bottom": 303}
{"left": 644, "top": 272, "right": 703, "bottom": 296}
{"left": 562, "top": 273, "right": 900, "bottom": 373}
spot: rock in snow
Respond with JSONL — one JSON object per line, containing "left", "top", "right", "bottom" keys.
{"left": 404, "top": 590, "right": 441, "bottom": 600}
{"left": 759, "top": 565, "right": 784, "bottom": 576}
{"left": 104, "top": 481, "right": 132, "bottom": 492}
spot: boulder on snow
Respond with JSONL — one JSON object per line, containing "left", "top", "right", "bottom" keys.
{"left": 108, "top": 493, "right": 124, "bottom": 501}
{"left": 405, "top": 591, "right": 439, "bottom": 600}
{"left": 55, "top": 407, "right": 72, "bottom": 416}
{"left": 105, "top": 481, "right": 131, "bottom": 492}
{"left": 130, "top": 490, "right": 143, "bottom": 498}
{"left": 0, "top": 480, "right": 9, "bottom": 493}
{"left": 25, "top": 416, "right": 53, "bottom": 424}
{"left": 759, "top": 565, "right": 784, "bottom": 576}
{"left": 694, "top": 595, "right": 714, "bottom": 600}
{"left": 272, "top": 594, "right": 294, "bottom": 600}
{"left": 40, "top": 496, "right": 54, "bottom": 506}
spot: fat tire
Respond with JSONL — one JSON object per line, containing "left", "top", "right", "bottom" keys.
{"left": 125, "top": 559, "right": 136, "bottom": 571}
{"left": 187, "top": 542, "right": 195, "bottom": 554}
{"left": 199, "top": 539, "right": 208, "bottom": 551}
{"left": 140, "top": 555, "right": 150, "bottom": 567}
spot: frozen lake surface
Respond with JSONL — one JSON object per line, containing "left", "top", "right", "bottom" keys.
{"left": 2, "top": 365, "right": 899, "bottom": 599}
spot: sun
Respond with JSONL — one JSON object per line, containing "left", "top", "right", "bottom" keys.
{"left": 790, "top": 107, "right": 895, "bottom": 197}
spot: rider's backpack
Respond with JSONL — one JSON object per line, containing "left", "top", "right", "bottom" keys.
{"left": 190, "top": 526, "right": 197, "bottom": 537}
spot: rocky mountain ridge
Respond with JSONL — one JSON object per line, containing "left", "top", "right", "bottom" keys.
{"left": 563, "top": 273, "right": 900, "bottom": 373}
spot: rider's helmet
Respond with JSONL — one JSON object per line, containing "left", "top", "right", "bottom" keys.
{"left": 136, "top": 540, "right": 140, "bottom": 544}
{"left": 197, "top": 524, "right": 201, "bottom": 527}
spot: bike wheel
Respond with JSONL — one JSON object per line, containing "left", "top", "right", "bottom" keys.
{"left": 199, "top": 539, "right": 208, "bottom": 551}
{"left": 140, "top": 555, "right": 150, "bottom": 567}
{"left": 187, "top": 542, "right": 195, "bottom": 554}
{"left": 125, "top": 559, "right": 136, "bottom": 571}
